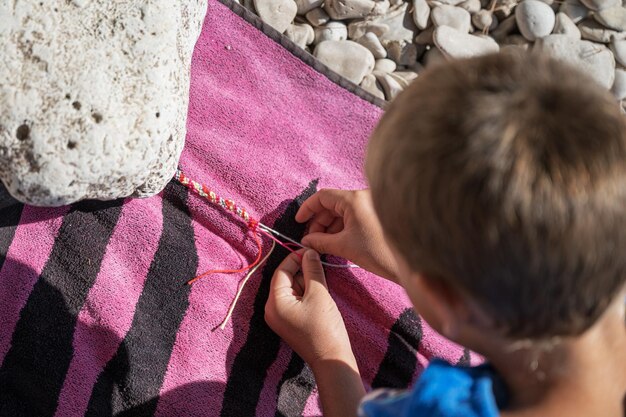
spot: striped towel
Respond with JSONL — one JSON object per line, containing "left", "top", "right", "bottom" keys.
{"left": 0, "top": 1, "right": 477, "bottom": 415}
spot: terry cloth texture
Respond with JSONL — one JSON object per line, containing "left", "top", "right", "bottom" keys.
{"left": 0, "top": 0, "right": 477, "bottom": 415}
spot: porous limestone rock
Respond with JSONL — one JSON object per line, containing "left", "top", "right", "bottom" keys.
{"left": 0, "top": 0, "right": 207, "bottom": 206}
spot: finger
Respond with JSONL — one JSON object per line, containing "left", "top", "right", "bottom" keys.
{"left": 326, "top": 217, "right": 344, "bottom": 234}
{"left": 301, "top": 250, "right": 328, "bottom": 295}
{"left": 301, "top": 232, "right": 342, "bottom": 255}
{"left": 294, "top": 273, "right": 305, "bottom": 295}
{"left": 269, "top": 250, "right": 303, "bottom": 293}
{"left": 308, "top": 210, "right": 337, "bottom": 234}
{"left": 295, "top": 189, "right": 347, "bottom": 223}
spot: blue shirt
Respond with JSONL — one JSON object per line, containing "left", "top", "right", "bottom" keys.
{"left": 359, "top": 359, "right": 509, "bottom": 417}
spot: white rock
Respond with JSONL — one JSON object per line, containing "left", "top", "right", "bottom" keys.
{"left": 385, "top": 40, "right": 422, "bottom": 65}
{"left": 372, "top": 0, "right": 392, "bottom": 15}
{"left": 413, "top": 0, "right": 432, "bottom": 29}
{"left": 285, "top": 23, "right": 315, "bottom": 48}
{"left": 433, "top": 25, "right": 499, "bottom": 59}
{"left": 348, "top": 22, "right": 390, "bottom": 39}
{"left": 374, "top": 72, "right": 404, "bottom": 100}
{"left": 0, "top": 0, "right": 207, "bottom": 206}
{"left": 472, "top": 10, "right": 499, "bottom": 31}
{"left": 295, "top": 0, "right": 323, "bottom": 15}
{"left": 594, "top": 6, "right": 626, "bottom": 31}
{"left": 578, "top": 18, "right": 626, "bottom": 42}
{"left": 314, "top": 40, "right": 376, "bottom": 84}
{"left": 553, "top": 12, "right": 582, "bottom": 38}
{"left": 534, "top": 35, "right": 615, "bottom": 88}
{"left": 459, "top": 0, "right": 482, "bottom": 13}
{"left": 610, "top": 38, "right": 626, "bottom": 66}
{"left": 393, "top": 70, "right": 419, "bottom": 83}
{"left": 432, "top": 5, "right": 472, "bottom": 33}
{"left": 324, "top": 0, "right": 376, "bottom": 20}
{"left": 611, "top": 68, "right": 626, "bottom": 99}
{"left": 559, "top": 0, "right": 589, "bottom": 23}
{"left": 493, "top": 0, "right": 518, "bottom": 19}
{"left": 360, "top": 74, "right": 386, "bottom": 98}
{"left": 254, "top": 0, "right": 297, "bottom": 33}
{"left": 306, "top": 7, "right": 331, "bottom": 26}
{"left": 580, "top": 0, "right": 620, "bottom": 10}
{"left": 314, "top": 21, "right": 349, "bottom": 43}
{"left": 427, "top": 0, "right": 466, "bottom": 6}
{"left": 374, "top": 58, "right": 398, "bottom": 72}
{"left": 357, "top": 32, "right": 388, "bottom": 58}
{"left": 515, "top": 0, "right": 556, "bottom": 41}
{"left": 354, "top": 3, "right": 418, "bottom": 42}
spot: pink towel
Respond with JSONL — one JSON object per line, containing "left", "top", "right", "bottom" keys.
{"left": 0, "top": 1, "right": 477, "bottom": 415}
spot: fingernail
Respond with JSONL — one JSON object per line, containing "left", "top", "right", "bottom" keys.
{"left": 305, "top": 250, "right": 319, "bottom": 261}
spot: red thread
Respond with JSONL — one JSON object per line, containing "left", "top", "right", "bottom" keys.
{"left": 187, "top": 223, "right": 264, "bottom": 285}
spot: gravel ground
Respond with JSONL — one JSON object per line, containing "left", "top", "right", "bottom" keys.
{"left": 237, "top": 0, "right": 626, "bottom": 105}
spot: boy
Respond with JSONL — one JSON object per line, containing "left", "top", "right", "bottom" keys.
{"left": 264, "top": 52, "right": 626, "bottom": 417}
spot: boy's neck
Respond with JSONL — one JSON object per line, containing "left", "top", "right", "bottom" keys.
{"left": 483, "top": 298, "right": 626, "bottom": 417}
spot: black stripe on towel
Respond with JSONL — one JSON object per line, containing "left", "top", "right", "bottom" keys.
{"left": 457, "top": 348, "right": 471, "bottom": 366}
{"left": 0, "top": 199, "right": 23, "bottom": 273}
{"left": 0, "top": 199, "right": 124, "bottom": 417}
{"left": 220, "top": 181, "right": 318, "bottom": 417}
{"left": 275, "top": 353, "right": 316, "bottom": 417}
{"left": 371, "top": 308, "right": 422, "bottom": 389}
{"left": 85, "top": 182, "right": 197, "bottom": 417}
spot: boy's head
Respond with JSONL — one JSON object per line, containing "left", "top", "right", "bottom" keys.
{"left": 366, "top": 52, "right": 626, "bottom": 340}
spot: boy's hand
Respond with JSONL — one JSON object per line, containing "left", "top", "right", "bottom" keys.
{"left": 266, "top": 250, "right": 365, "bottom": 417}
{"left": 265, "top": 250, "right": 355, "bottom": 368}
{"left": 296, "top": 189, "right": 400, "bottom": 283}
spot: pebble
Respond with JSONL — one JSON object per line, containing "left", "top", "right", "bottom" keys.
{"left": 415, "top": 26, "right": 435, "bottom": 44}
{"left": 593, "top": 6, "right": 626, "bottom": 31}
{"left": 612, "top": 68, "right": 626, "bottom": 99}
{"left": 374, "top": 58, "right": 398, "bottom": 72}
{"left": 254, "top": 0, "right": 298, "bottom": 33}
{"left": 412, "top": 0, "right": 431, "bottom": 29}
{"left": 364, "top": 3, "right": 418, "bottom": 42}
{"left": 610, "top": 38, "right": 626, "bottom": 66}
{"left": 305, "top": 7, "right": 330, "bottom": 26}
{"left": 515, "top": 0, "right": 556, "bottom": 41}
{"left": 314, "top": 21, "right": 348, "bottom": 43}
{"left": 472, "top": 10, "right": 498, "bottom": 31}
{"left": 372, "top": 0, "right": 392, "bottom": 15}
{"left": 285, "top": 23, "right": 315, "bottom": 48}
{"left": 314, "top": 40, "right": 375, "bottom": 84}
{"left": 385, "top": 40, "right": 421, "bottom": 65}
{"left": 491, "top": 15, "right": 517, "bottom": 41}
{"left": 432, "top": 5, "right": 472, "bottom": 33}
{"left": 534, "top": 34, "right": 615, "bottom": 89}
{"left": 357, "top": 32, "right": 388, "bottom": 58}
{"left": 254, "top": 0, "right": 297, "bottom": 33}
{"left": 428, "top": 0, "right": 466, "bottom": 6}
{"left": 360, "top": 74, "right": 386, "bottom": 99}
{"left": 393, "top": 70, "right": 419, "bottom": 83}
{"left": 493, "top": 0, "right": 518, "bottom": 19}
{"left": 423, "top": 46, "right": 447, "bottom": 67}
{"left": 348, "top": 22, "right": 390, "bottom": 40}
{"left": 433, "top": 25, "right": 500, "bottom": 59}
{"left": 578, "top": 18, "right": 625, "bottom": 43}
{"left": 559, "top": 0, "right": 589, "bottom": 23}
{"left": 374, "top": 72, "right": 404, "bottom": 100}
{"left": 324, "top": 0, "right": 376, "bottom": 20}
{"left": 459, "top": 0, "right": 482, "bottom": 14}
{"left": 294, "top": 0, "right": 323, "bottom": 15}
{"left": 553, "top": 12, "right": 582, "bottom": 38}
{"left": 579, "top": 0, "right": 620, "bottom": 10}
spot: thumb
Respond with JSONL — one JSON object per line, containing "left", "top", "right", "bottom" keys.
{"left": 301, "top": 232, "right": 340, "bottom": 255}
{"left": 301, "top": 250, "right": 328, "bottom": 295}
